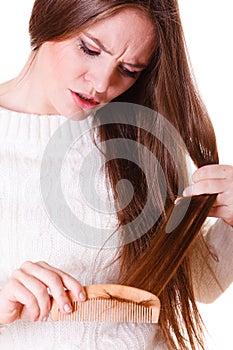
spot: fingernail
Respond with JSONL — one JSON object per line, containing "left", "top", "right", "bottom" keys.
{"left": 63, "top": 303, "right": 72, "bottom": 313}
{"left": 42, "top": 316, "right": 48, "bottom": 322}
{"left": 182, "top": 188, "right": 189, "bottom": 197}
{"left": 174, "top": 197, "right": 182, "bottom": 205}
{"left": 79, "top": 292, "right": 85, "bottom": 300}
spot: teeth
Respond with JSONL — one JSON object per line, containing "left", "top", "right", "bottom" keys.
{"left": 78, "top": 93, "right": 93, "bottom": 102}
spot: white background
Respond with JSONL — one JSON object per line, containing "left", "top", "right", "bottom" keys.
{"left": 0, "top": 1, "right": 232, "bottom": 349}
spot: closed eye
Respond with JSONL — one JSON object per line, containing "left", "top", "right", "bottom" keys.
{"left": 78, "top": 38, "right": 140, "bottom": 79}
{"left": 79, "top": 40, "right": 100, "bottom": 57}
{"left": 120, "top": 65, "right": 139, "bottom": 79}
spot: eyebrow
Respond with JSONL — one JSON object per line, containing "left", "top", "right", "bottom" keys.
{"left": 123, "top": 62, "right": 147, "bottom": 69}
{"left": 84, "top": 32, "right": 113, "bottom": 55}
{"left": 84, "top": 32, "right": 148, "bottom": 70}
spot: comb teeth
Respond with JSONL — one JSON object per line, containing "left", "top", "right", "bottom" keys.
{"left": 51, "top": 284, "right": 160, "bottom": 324}
{"left": 57, "top": 299, "right": 155, "bottom": 323}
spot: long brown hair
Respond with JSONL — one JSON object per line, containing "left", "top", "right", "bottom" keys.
{"left": 30, "top": 1, "right": 219, "bottom": 349}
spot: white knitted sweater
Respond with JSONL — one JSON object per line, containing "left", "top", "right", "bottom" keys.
{"left": 0, "top": 108, "right": 166, "bottom": 350}
{"left": 0, "top": 107, "right": 232, "bottom": 350}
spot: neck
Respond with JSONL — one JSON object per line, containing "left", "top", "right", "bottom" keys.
{"left": 0, "top": 50, "right": 56, "bottom": 115}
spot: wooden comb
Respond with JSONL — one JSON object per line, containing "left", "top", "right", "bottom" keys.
{"left": 51, "top": 284, "right": 160, "bottom": 323}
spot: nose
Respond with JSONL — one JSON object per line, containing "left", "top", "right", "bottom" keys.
{"left": 84, "top": 64, "right": 113, "bottom": 94}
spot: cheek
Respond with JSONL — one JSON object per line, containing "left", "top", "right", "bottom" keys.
{"left": 110, "top": 80, "right": 136, "bottom": 99}
{"left": 48, "top": 48, "right": 81, "bottom": 83}
{"left": 44, "top": 51, "right": 66, "bottom": 85}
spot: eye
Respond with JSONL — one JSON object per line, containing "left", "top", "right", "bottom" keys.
{"left": 79, "top": 40, "right": 100, "bottom": 57}
{"left": 120, "top": 65, "right": 139, "bottom": 79}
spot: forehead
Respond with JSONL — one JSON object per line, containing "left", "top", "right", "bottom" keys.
{"left": 83, "top": 8, "right": 156, "bottom": 64}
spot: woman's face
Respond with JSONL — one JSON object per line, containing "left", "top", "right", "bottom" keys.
{"left": 33, "top": 7, "right": 156, "bottom": 117}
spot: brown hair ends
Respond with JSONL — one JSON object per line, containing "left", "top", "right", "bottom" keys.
{"left": 28, "top": 1, "right": 219, "bottom": 349}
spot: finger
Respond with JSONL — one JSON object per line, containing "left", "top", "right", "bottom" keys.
{"left": 20, "top": 261, "right": 85, "bottom": 315}
{"left": 20, "top": 261, "right": 73, "bottom": 315}
{"left": 212, "top": 190, "right": 233, "bottom": 207}
{"left": 11, "top": 268, "right": 51, "bottom": 322}
{"left": 183, "top": 179, "right": 227, "bottom": 197}
{"left": 193, "top": 164, "right": 233, "bottom": 182}
{"left": 36, "top": 261, "right": 86, "bottom": 301}
{"left": 208, "top": 205, "right": 233, "bottom": 226}
{"left": 1, "top": 280, "right": 40, "bottom": 323}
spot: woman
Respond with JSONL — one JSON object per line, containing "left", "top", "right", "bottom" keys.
{"left": 0, "top": 0, "right": 232, "bottom": 349}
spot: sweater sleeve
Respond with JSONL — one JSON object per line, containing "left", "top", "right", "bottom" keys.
{"left": 191, "top": 219, "right": 233, "bottom": 303}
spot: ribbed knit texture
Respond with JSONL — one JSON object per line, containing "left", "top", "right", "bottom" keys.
{"left": 0, "top": 108, "right": 166, "bottom": 350}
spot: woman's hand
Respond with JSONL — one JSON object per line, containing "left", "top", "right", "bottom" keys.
{"left": 183, "top": 164, "right": 233, "bottom": 226}
{"left": 0, "top": 261, "right": 86, "bottom": 324}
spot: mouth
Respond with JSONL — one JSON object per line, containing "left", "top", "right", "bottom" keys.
{"left": 70, "top": 90, "right": 100, "bottom": 109}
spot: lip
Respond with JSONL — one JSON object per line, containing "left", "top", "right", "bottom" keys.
{"left": 70, "top": 90, "right": 100, "bottom": 109}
